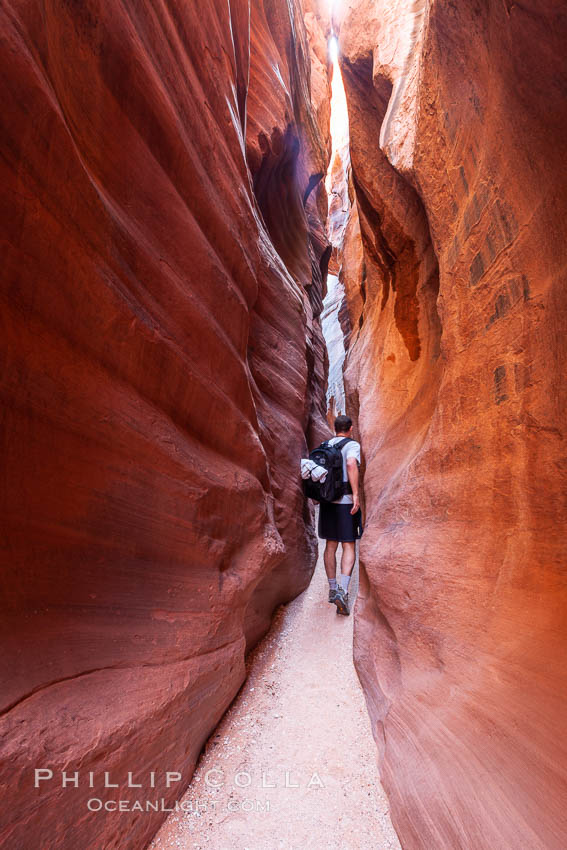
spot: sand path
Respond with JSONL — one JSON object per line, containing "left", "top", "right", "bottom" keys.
{"left": 149, "top": 528, "right": 401, "bottom": 850}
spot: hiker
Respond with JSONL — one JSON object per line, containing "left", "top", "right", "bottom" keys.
{"left": 304, "top": 414, "right": 363, "bottom": 616}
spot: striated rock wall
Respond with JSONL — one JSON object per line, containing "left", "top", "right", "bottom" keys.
{"left": 337, "top": 0, "right": 567, "bottom": 847}
{"left": 0, "top": 1, "right": 330, "bottom": 847}
{"left": 321, "top": 274, "right": 347, "bottom": 423}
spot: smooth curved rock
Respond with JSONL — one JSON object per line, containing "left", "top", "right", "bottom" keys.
{"left": 0, "top": 0, "right": 330, "bottom": 847}
{"left": 337, "top": 1, "right": 567, "bottom": 847}
{"left": 321, "top": 273, "right": 347, "bottom": 422}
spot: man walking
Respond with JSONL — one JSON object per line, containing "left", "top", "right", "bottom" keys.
{"left": 317, "top": 415, "right": 363, "bottom": 615}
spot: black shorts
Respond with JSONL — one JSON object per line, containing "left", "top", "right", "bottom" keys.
{"left": 318, "top": 502, "right": 363, "bottom": 542}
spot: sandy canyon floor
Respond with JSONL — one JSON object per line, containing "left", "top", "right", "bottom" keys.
{"left": 150, "top": 526, "right": 401, "bottom": 850}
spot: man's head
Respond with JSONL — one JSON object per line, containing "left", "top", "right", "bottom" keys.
{"left": 334, "top": 414, "right": 353, "bottom": 435}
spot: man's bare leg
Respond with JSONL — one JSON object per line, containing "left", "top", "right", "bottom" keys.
{"left": 324, "top": 540, "right": 339, "bottom": 580}
{"left": 335, "top": 541, "right": 356, "bottom": 606}
{"left": 324, "top": 540, "right": 340, "bottom": 603}
{"left": 340, "top": 541, "right": 356, "bottom": 577}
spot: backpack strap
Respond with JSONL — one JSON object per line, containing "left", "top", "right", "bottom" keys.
{"left": 333, "top": 437, "right": 355, "bottom": 494}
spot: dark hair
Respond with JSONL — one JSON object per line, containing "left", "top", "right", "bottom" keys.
{"left": 334, "top": 414, "right": 352, "bottom": 433}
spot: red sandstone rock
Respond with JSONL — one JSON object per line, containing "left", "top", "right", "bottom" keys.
{"left": 0, "top": 0, "right": 330, "bottom": 847}
{"left": 338, "top": 196, "right": 363, "bottom": 349}
{"left": 337, "top": 1, "right": 567, "bottom": 847}
{"left": 321, "top": 273, "right": 347, "bottom": 423}
{"left": 327, "top": 146, "right": 351, "bottom": 272}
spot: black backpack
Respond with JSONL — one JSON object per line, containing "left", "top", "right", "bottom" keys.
{"left": 303, "top": 438, "right": 354, "bottom": 503}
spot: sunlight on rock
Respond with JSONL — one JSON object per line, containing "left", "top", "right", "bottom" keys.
{"left": 325, "top": 38, "right": 350, "bottom": 198}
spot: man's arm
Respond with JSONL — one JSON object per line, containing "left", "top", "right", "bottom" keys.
{"left": 346, "top": 457, "right": 360, "bottom": 515}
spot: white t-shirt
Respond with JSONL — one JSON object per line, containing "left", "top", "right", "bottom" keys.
{"left": 328, "top": 436, "right": 361, "bottom": 504}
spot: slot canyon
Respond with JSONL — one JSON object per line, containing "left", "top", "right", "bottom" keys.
{"left": 1, "top": 0, "right": 566, "bottom": 848}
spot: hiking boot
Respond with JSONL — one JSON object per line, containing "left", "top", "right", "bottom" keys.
{"left": 328, "top": 587, "right": 338, "bottom": 604}
{"left": 334, "top": 586, "right": 350, "bottom": 616}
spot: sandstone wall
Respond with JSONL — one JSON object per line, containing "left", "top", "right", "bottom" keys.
{"left": 0, "top": 1, "right": 330, "bottom": 847}
{"left": 337, "top": 1, "right": 567, "bottom": 847}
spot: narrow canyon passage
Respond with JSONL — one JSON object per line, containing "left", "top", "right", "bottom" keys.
{"left": 2, "top": 0, "right": 566, "bottom": 848}
{"left": 149, "top": 528, "right": 400, "bottom": 850}
{"left": 148, "top": 51, "right": 384, "bottom": 848}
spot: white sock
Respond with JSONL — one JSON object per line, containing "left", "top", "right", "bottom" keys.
{"left": 328, "top": 578, "right": 338, "bottom": 590}
{"left": 339, "top": 574, "right": 350, "bottom": 591}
